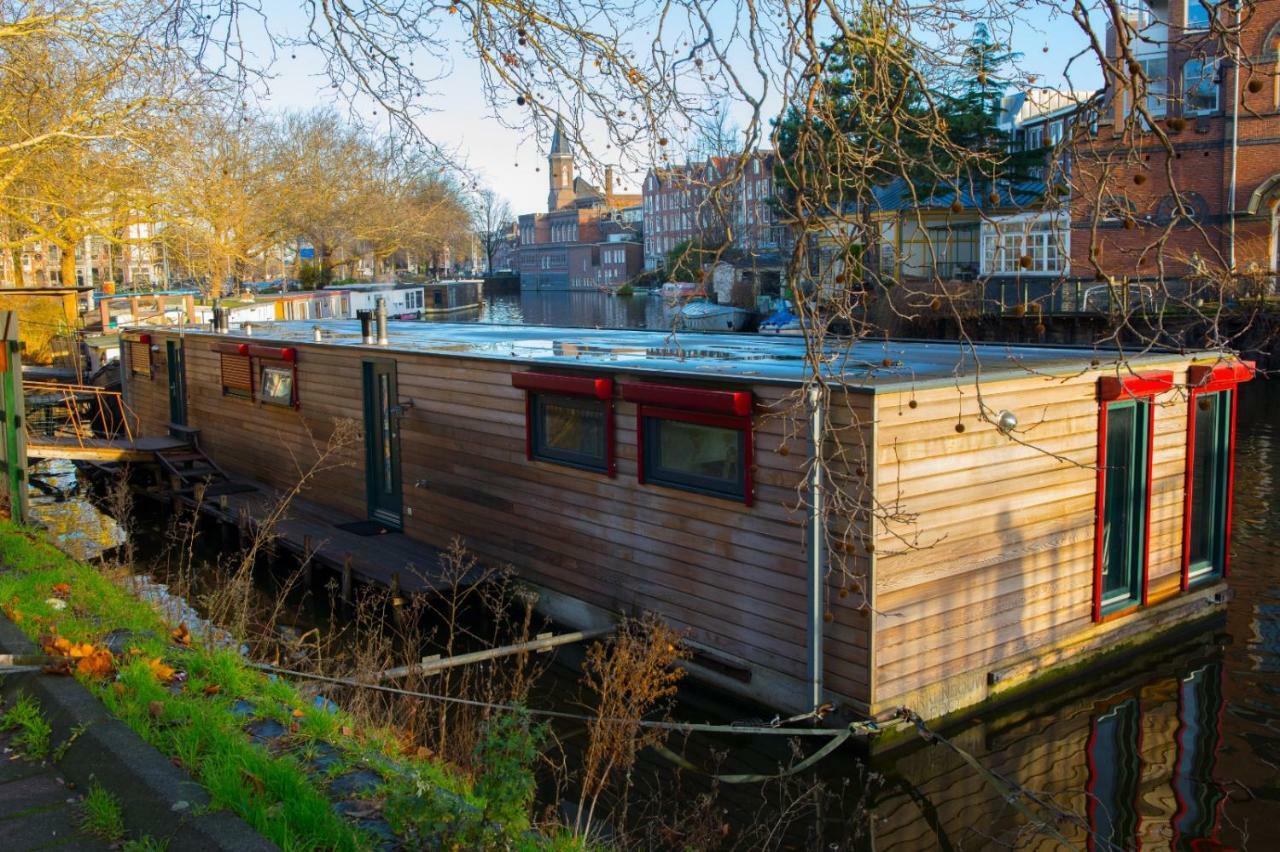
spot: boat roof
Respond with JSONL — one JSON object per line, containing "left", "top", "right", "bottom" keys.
{"left": 144, "top": 321, "right": 1197, "bottom": 391}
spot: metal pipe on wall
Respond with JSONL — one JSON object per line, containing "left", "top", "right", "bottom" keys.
{"left": 806, "top": 383, "right": 826, "bottom": 713}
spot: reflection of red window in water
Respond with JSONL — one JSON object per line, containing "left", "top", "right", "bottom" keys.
{"left": 1086, "top": 697, "right": 1142, "bottom": 851}
{"left": 1171, "top": 664, "right": 1228, "bottom": 846}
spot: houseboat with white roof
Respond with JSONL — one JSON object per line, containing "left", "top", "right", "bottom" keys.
{"left": 119, "top": 318, "right": 1252, "bottom": 726}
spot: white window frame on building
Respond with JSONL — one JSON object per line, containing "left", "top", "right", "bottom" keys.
{"left": 1183, "top": 57, "right": 1219, "bottom": 115}
{"left": 980, "top": 213, "right": 1070, "bottom": 276}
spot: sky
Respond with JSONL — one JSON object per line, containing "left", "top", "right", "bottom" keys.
{"left": 240, "top": 2, "right": 1106, "bottom": 217}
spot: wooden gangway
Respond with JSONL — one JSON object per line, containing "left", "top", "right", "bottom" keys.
{"left": 27, "top": 434, "right": 189, "bottom": 462}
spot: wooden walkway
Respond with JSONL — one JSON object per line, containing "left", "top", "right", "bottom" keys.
{"left": 174, "top": 478, "right": 470, "bottom": 596}
{"left": 27, "top": 435, "right": 188, "bottom": 462}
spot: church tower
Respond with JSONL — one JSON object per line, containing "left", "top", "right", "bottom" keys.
{"left": 548, "top": 117, "right": 576, "bottom": 211}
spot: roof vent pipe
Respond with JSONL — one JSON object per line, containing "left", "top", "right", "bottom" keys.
{"left": 357, "top": 309, "right": 374, "bottom": 344}
{"left": 313, "top": 325, "right": 323, "bottom": 342}
{"left": 375, "top": 297, "right": 389, "bottom": 346}
{"left": 243, "top": 322, "right": 253, "bottom": 337}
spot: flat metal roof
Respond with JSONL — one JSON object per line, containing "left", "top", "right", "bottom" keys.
{"left": 151, "top": 321, "right": 1193, "bottom": 391}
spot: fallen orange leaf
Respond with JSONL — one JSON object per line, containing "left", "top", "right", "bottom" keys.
{"left": 170, "top": 623, "right": 191, "bottom": 646}
{"left": 202, "top": 684, "right": 221, "bottom": 696}
{"left": 146, "top": 658, "right": 177, "bottom": 683}
{"left": 291, "top": 708, "right": 304, "bottom": 718}
{"left": 51, "top": 583, "right": 71, "bottom": 599}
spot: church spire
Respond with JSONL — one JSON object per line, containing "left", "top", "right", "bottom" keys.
{"left": 547, "top": 115, "right": 576, "bottom": 211}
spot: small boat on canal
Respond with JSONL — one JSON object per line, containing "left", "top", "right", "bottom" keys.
{"left": 678, "top": 299, "right": 752, "bottom": 331}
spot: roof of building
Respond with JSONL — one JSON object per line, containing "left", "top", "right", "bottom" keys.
{"left": 550, "top": 117, "right": 571, "bottom": 156}
{"left": 156, "top": 320, "right": 1193, "bottom": 392}
{"left": 870, "top": 177, "right": 1052, "bottom": 213}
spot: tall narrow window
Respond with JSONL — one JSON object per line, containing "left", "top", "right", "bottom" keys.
{"left": 1186, "top": 390, "right": 1231, "bottom": 583}
{"left": 1182, "top": 361, "right": 1253, "bottom": 588}
{"left": 1095, "top": 371, "right": 1170, "bottom": 621}
{"left": 1100, "top": 399, "right": 1151, "bottom": 614}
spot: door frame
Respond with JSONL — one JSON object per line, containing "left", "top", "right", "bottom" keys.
{"left": 361, "top": 359, "right": 403, "bottom": 529}
{"left": 166, "top": 339, "right": 187, "bottom": 429}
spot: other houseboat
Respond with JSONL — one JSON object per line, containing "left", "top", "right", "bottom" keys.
{"left": 421, "top": 279, "right": 483, "bottom": 316}
{"left": 118, "top": 319, "right": 1252, "bottom": 729}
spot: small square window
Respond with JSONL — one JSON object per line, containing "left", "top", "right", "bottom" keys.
{"left": 260, "top": 365, "right": 295, "bottom": 407}
{"left": 643, "top": 416, "right": 747, "bottom": 501}
{"left": 531, "top": 393, "right": 608, "bottom": 471}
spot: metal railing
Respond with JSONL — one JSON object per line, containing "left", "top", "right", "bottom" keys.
{"left": 22, "top": 381, "right": 135, "bottom": 448}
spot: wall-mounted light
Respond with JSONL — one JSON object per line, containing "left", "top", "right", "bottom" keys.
{"left": 997, "top": 410, "right": 1018, "bottom": 433}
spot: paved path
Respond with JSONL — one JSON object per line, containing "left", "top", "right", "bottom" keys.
{"left": 0, "top": 730, "right": 111, "bottom": 851}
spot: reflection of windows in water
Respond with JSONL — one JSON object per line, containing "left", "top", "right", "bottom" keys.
{"left": 260, "top": 365, "right": 294, "bottom": 406}
{"left": 1173, "top": 664, "right": 1227, "bottom": 844}
{"left": 1088, "top": 697, "right": 1142, "bottom": 850}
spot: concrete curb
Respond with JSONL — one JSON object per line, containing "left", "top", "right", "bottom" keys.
{"left": 0, "top": 616, "right": 278, "bottom": 851}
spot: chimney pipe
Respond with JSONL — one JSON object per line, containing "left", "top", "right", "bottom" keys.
{"left": 375, "top": 297, "right": 389, "bottom": 346}
{"left": 313, "top": 325, "right": 323, "bottom": 342}
{"left": 243, "top": 321, "right": 253, "bottom": 337}
{"left": 605, "top": 165, "right": 614, "bottom": 200}
{"left": 357, "top": 309, "right": 374, "bottom": 344}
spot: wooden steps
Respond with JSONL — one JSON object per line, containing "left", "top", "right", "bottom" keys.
{"left": 155, "top": 446, "right": 231, "bottom": 492}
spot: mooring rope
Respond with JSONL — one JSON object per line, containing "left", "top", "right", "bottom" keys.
{"left": 248, "top": 660, "right": 878, "bottom": 738}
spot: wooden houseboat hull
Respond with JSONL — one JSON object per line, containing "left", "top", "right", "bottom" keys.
{"left": 118, "top": 321, "right": 1250, "bottom": 727}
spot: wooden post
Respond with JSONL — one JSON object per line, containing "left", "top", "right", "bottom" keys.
{"left": 340, "top": 554, "right": 353, "bottom": 606}
{"left": 0, "top": 314, "right": 27, "bottom": 524}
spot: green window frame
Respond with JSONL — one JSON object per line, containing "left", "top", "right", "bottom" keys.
{"left": 1185, "top": 390, "right": 1231, "bottom": 584}
{"left": 1098, "top": 399, "right": 1151, "bottom": 616}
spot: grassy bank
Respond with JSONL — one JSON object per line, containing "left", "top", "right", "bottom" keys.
{"left": 0, "top": 518, "right": 567, "bottom": 850}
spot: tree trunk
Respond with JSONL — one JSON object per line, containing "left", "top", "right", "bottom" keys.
{"left": 60, "top": 244, "right": 77, "bottom": 289}
{"left": 9, "top": 247, "right": 24, "bottom": 287}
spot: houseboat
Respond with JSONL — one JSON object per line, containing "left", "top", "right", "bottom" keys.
{"left": 118, "top": 319, "right": 1252, "bottom": 727}
{"left": 421, "top": 279, "right": 483, "bottom": 316}
{"left": 342, "top": 283, "right": 427, "bottom": 320}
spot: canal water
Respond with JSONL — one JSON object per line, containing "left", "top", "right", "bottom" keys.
{"left": 23, "top": 303, "right": 1280, "bottom": 847}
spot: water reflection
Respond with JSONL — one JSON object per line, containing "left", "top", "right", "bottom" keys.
{"left": 27, "top": 459, "right": 126, "bottom": 561}
{"left": 426, "top": 290, "right": 676, "bottom": 330}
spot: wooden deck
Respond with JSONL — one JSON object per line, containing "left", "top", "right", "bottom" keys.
{"left": 27, "top": 435, "right": 188, "bottom": 462}
{"left": 174, "top": 478, "right": 473, "bottom": 596}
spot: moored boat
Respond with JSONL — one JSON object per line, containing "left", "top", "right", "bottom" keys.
{"left": 678, "top": 299, "right": 752, "bottom": 332}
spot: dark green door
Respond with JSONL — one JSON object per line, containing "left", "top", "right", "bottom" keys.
{"left": 166, "top": 340, "right": 186, "bottom": 428}
{"left": 362, "top": 360, "right": 402, "bottom": 528}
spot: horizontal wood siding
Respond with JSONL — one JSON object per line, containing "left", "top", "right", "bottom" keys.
{"left": 870, "top": 364, "right": 1200, "bottom": 714}
{"left": 125, "top": 331, "right": 866, "bottom": 708}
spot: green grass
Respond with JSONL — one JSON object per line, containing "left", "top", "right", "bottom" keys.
{"left": 0, "top": 518, "right": 544, "bottom": 850}
{"left": 0, "top": 692, "right": 51, "bottom": 759}
{"left": 81, "top": 782, "right": 125, "bottom": 841}
{"left": 122, "top": 837, "right": 169, "bottom": 852}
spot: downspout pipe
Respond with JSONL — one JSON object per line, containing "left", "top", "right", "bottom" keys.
{"left": 806, "top": 383, "right": 826, "bottom": 713}
{"left": 1228, "top": 0, "right": 1242, "bottom": 271}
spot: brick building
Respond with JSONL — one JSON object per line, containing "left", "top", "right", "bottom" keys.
{"left": 642, "top": 151, "right": 787, "bottom": 268}
{"left": 1070, "top": 0, "right": 1280, "bottom": 285}
{"left": 514, "top": 119, "right": 642, "bottom": 290}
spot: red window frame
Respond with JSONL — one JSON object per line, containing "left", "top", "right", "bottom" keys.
{"left": 511, "top": 371, "right": 615, "bottom": 476}
{"left": 1093, "top": 371, "right": 1172, "bottom": 622}
{"left": 1180, "top": 361, "right": 1254, "bottom": 589}
{"left": 621, "top": 382, "right": 754, "bottom": 505}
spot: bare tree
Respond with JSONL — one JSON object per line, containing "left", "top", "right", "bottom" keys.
{"left": 472, "top": 188, "right": 513, "bottom": 275}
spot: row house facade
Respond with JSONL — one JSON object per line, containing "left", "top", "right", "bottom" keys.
{"left": 642, "top": 151, "right": 789, "bottom": 273}
{"left": 1069, "top": 0, "right": 1280, "bottom": 286}
{"left": 0, "top": 235, "right": 160, "bottom": 291}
